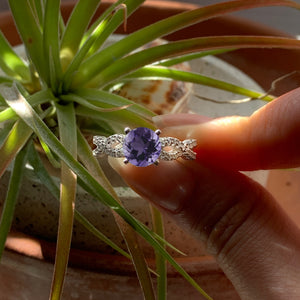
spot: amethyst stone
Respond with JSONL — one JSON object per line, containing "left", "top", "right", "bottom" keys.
{"left": 123, "top": 127, "right": 161, "bottom": 167}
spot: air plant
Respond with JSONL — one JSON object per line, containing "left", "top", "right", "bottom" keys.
{"left": 0, "top": 0, "right": 299, "bottom": 299}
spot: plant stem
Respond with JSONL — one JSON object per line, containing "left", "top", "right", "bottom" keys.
{"left": 50, "top": 102, "right": 77, "bottom": 300}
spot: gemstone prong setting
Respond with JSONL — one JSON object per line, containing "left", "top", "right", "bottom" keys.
{"left": 124, "top": 127, "right": 131, "bottom": 134}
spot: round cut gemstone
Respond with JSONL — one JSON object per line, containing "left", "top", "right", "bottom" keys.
{"left": 123, "top": 127, "right": 161, "bottom": 167}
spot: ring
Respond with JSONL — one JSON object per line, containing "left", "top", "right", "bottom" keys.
{"left": 93, "top": 127, "right": 197, "bottom": 167}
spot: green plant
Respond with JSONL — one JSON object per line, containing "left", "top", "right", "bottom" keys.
{"left": 0, "top": 0, "right": 299, "bottom": 299}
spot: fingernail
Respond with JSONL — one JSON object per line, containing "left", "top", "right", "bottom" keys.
{"left": 153, "top": 113, "right": 211, "bottom": 129}
{"left": 109, "top": 158, "right": 196, "bottom": 213}
{"left": 152, "top": 115, "right": 168, "bottom": 128}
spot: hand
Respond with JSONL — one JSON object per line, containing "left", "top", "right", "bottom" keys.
{"left": 110, "top": 87, "right": 300, "bottom": 300}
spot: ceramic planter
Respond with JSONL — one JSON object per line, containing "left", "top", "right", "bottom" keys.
{"left": 1, "top": 1, "right": 300, "bottom": 299}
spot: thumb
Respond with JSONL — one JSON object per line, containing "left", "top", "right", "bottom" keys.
{"left": 109, "top": 159, "right": 300, "bottom": 299}
{"left": 154, "top": 87, "right": 300, "bottom": 171}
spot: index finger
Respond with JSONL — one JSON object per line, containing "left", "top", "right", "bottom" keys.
{"left": 154, "top": 87, "right": 300, "bottom": 171}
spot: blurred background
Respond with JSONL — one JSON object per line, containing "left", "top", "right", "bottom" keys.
{"left": 156, "top": 0, "right": 300, "bottom": 36}
{"left": 0, "top": 0, "right": 299, "bottom": 36}
{"left": 165, "top": 0, "right": 300, "bottom": 36}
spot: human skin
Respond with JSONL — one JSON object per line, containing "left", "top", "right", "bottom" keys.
{"left": 109, "top": 87, "right": 300, "bottom": 300}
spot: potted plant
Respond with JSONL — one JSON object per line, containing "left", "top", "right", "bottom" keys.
{"left": 0, "top": 1, "right": 300, "bottom": 299}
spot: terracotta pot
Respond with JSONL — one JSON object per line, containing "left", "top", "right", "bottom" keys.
{"left": 1, "top": 1, "right": 300, "bottom": 299}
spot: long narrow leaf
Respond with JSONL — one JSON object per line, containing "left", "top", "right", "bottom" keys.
{"left": 118, "top": 215, "right": 156, "bottom": 300}
{"left": 0, "top": 142, "right": 29, "bottom": 259}
{"left": 29, "top": 0, "right": 44, "bottom": 27}
{"left": 0, "top": 88, "right": 55, "bottom": 123}
{"left": 74, "top": 89, "right": 155, "bottom": 130}
{"left": 50, "top": 102, "right": 77, "bottom": 300}
{"left": 159, "top": 49, "right": 234, "bottom": 67}
{"left": 0, "top": 122, "right": 15, "bottom": 146}
{"left": 77, "top": 119, "right": 115, "bottom": 137}
{"left": 43, "top": 0, "right": 62, "bottom": 91}
{"left": 74, "top": 209, "right": 131, "bottom": 259}
{"left": 39, "top": 139, "right": 61, "bottom": 169}
{"left": 0, "top": 109, "right": 18, "bottom": 124}
{"left": 60, "top": 0, "right": 102, "bottom": 69}
{"left": 62, "top": 13, "right": 115, "bottom": 91}
{"left": 151, "top": 205, "right": 167, "bottom": 300}
{"left": 27, "top": 141, "right": 60, "bottom": 198}
{"left": 82, "top": 0, "right": 127, "bottom": 41}
{"left": 0, "top": 76, "right": 14, "bottom": 86}
{"left": 0, "top": 120, "right": 32, "bottom": 178}
{"left": 0, "top": 32, "right": 30, "bottom": 81}
{"left": 60, "top": 93, "right": 132, "bottom": 112}
{"left": 75, "top": 88, "right": 155, "bottom": 120}
{"left": 27, "top": 140, "right": 130, "bottom": 259}
{"left": 62, "top": 0, "right": 145, "bottom": 92}
{"left": 77, "top": 129, "right": 156, "bottom": 300}
{"left": 84, "top": 5, "right": 127, "bottom": 58}
{"left": 8, "top": 0, "right": 47, "bottom": 82}
{"left": 82, "top": 0, "right": 145, "bottom": 50}
{"left": 71, "top": 0, "right": 300, "bottom": 87}
{"left": 90, "top": 35, "right": 300, "bottom": 88}
{"left": 6, "top": 84, "right": 212, "bottom": 300}
{"left": 126, "top": 66, "right": 275, "bottom": 101}
{"left": 75, "top": 106, "right": 154, "bottom": 131}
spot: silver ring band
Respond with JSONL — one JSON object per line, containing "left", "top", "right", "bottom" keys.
{"left": 93, "top": 127, "right": 197, "bottom": 167}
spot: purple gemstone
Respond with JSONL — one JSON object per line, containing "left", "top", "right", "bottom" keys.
{"left": 123, "top": 127, "right": 161, "bottom": 167}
